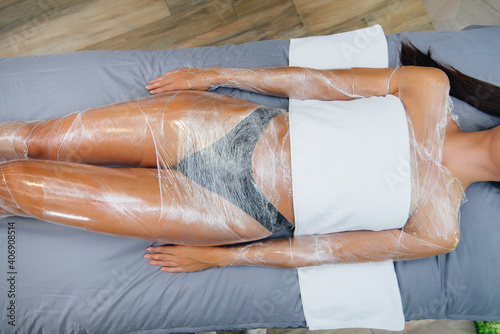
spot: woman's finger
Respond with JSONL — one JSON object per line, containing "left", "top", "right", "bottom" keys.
{"left": 146, "top": 76, "right": 174, "bottom": 91}
{"left": 144, "top": 253, "right": 175, "bottom": 261}
{"left": 146, "top": 246, "right": 175, "bottom": 254}
{"left": 161, "top": 266, "right": 184, "bottom": 273}
{"left": 145, "top": 82, "right": 161, "bottom": 89}
{"left": 149, "top": 260, "right": 177, "bottom": 267}
{"left": 146, "top": 80, "right": 173, "bottom": 91}
{"left": 148, "top": 87, "right": 166, "bottom": 95}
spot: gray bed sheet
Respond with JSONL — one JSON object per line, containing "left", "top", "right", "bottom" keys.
{"left": 0, "top": 26, "right": 499, "bottom": 333}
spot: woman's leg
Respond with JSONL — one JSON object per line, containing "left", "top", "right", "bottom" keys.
{"left": 0, "top": 92, "right": 293, "bottom": 243}
{"left": 0, "top": 159, "right": 271, "bottom": 245}
{"left": 0, "top": 91, "right": 259, "bottom": 167}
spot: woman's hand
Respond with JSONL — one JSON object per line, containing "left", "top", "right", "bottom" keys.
{"left": 146, "top": 67, "right": 222, "bottom": 94}
{"left": 144, "top": 245, "right": 225, "bottom": 272}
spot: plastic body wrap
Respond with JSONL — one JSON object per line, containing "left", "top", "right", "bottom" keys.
{"left": 145, "top": 65, "right": 470, "bottom": 271}
{"left": 0, "top": 64, "right": 484, "bottom": 271}
{"left": 0, "top": 91, "right": 293, "bottom": 245}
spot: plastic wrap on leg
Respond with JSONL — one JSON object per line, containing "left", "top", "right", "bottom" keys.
{"left": 0, "top": 92, "right": 294, "bottom": 245}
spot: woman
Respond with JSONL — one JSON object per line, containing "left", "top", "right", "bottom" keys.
{"left": 0, "top": 44, "right": 498, "bottom": 272}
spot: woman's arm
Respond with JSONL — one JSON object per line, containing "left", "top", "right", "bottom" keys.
{"left": 145, "top": 194, "right": 460, "bottom": 273}
{"left": 145, "top": 221, "right": 459, "bottom": 273}
{"left": 146, "top": 66, "right": 404, "bottom": 100}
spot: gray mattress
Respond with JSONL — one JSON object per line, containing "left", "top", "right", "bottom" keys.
{"left": 0, "top": 26, "right": 499, "bottom": 333}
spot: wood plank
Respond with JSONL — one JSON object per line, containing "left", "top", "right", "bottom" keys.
{"left": 295, "top": 0, "right": 389, "bottom": 35}
{"left": 0, "top": 0, "right": 87, "bottom": 36}
{"left": 0, "top": 0, "right": 170, "bottom": 57}
{"left": 366, "top": 0, "right": 434, "bottom": 34}
{"left": 313, "top": 18, "right": 371, "bottom": 36}
{"left": 83, "top": 0, "right": 237, "bottom": 51}
{"left": 231, "top": 0, "right": 293, "bottom": 18}
{"left": 165, "top": 0, "right": 204, "bottom": 12}
{"left": 422, "top": 0, "right": 500, "bottom": 30}
{"left": 0, "top": 0, "right": 20, "bottom": 10}
{"left": 174, "top": 0, "right": 307, "bottom": 48}
{"left": 295, "top": 0, "right": 432, "bottom": 36}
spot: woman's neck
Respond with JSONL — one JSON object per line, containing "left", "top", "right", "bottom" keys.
{"left": 442, "top": 121, "right": 500, "bottom": 190}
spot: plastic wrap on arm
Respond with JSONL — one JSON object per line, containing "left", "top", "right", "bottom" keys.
{"left": 148, "top": 66, "right": 401, "bottom": 101}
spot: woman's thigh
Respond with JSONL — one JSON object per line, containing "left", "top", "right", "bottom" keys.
{"left": 0, "top": 159, "right": 272, "bottom": 244}
{"left": 24, "top": 91, "right": 262, "bottom": 167}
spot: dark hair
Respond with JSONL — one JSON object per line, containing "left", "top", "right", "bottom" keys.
{"left": 399, "top": 41, "right": 500, "bottom": 189}
{"left": 399, "top": 41, "right": 500, "bottom": 118}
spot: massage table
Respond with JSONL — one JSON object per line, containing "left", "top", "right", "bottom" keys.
{"left": 0, "top": 25, "right": 499, "bottom": 333}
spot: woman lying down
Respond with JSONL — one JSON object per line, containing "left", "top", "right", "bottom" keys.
{"left": 0, "top": 43, "right": 498, "bottom": 272}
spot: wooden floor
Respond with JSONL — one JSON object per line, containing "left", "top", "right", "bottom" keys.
{"left": 423, "top": 0, "right": 500, "bottom": 30}
{"left": 267, "top": 320, "right": 478, "bottom": 334}
{"left": 2, "top": 0, "right": 498, "bottom": 58}
{"left": 1, "top": 0, "right": 498, "bottom": 333}
{"left": 1, "top": 0, "right": 436, "bottom": 57}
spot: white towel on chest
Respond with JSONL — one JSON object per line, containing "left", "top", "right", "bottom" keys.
{"left": 289, "top": 25, "right": 410, "bottom": 331}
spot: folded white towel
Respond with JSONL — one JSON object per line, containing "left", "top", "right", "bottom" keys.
{"left": 289, "top": 25, "right": 409, "bottom": 331}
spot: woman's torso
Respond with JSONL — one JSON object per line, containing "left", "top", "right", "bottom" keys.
{"left": 150, "top": 90, "right": 462, "bottom": 240}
